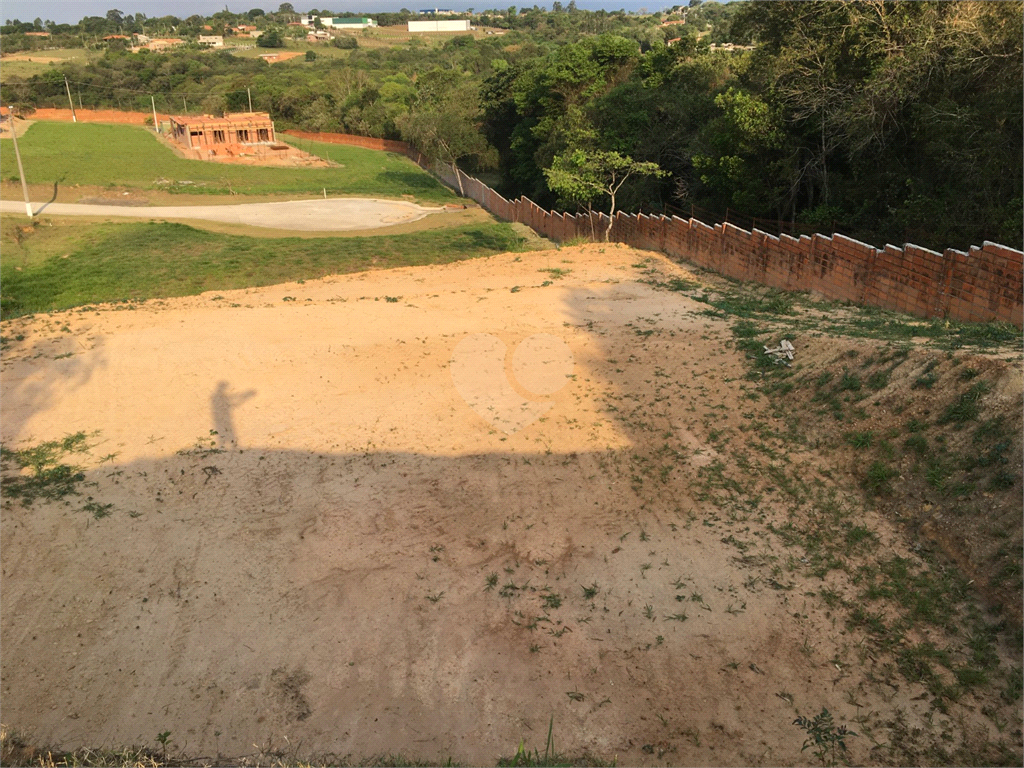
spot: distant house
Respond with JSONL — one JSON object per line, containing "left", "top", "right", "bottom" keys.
{"left": 134, "top": 33, "right": 151, "bottom": 44}
{"left": 103, "top": 34, "right": 130, "bottom": 40}
{"left": 320, "top": 17, "right": 377, "bottom": 29}
{"left": 198, "top": 35, "right": 224, "bottom": 48}
{"left": 235, "top": 24, "right": 258, "bottom": 33}
{"left": 25, "top": 31, "right": 51, "bottom": 37}
{"left": 168, "top": 112, "right": 276, "bottom": 152}
{"left": 418, "top": 8, "right": 457, "bottom": 14}
{"left": 147, "top": 38, "right": 184, "bottom": 51}
{"left": 306, "top": 30, "right": 331, "bottom": 43}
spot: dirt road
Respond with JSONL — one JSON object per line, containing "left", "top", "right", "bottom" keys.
{"left": 0, "top": 197, "right": 443, "bottom": 231}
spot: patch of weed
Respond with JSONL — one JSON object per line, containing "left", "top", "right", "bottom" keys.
{"left": 939, "top": 381, "right": 991, "bottom": 424}
{"left": 863, "top": 461, "right": 897, "bottom": 495}
{"left": 1, "top": 432, "right": 91, "bottom": 505}
{"left": 845, "top": 431, "right": 875, "bottom": 449}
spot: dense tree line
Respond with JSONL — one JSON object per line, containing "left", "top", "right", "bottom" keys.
{"left": 1, "top": 2, "right": 1020, "bottom": 249}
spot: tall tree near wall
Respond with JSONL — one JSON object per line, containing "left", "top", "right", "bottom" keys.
{"left": 544, "top": 148, "right": 666, "bottom": 241}
{"left": 398, "top": 70, "right": 496, "bottom": 195}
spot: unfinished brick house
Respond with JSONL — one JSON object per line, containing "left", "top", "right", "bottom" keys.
{"left": 163, "top": 111, "right": 328, "bottom": 167}
{"left": 167, "top": 112, "right": 276, "bottom": 156}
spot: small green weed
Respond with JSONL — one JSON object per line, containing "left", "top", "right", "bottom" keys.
{"left": 863, "top": 461, "right": 897, "bottom": 495}
{"left": 1, "top": 432, "right": 91, "bottom": 506}
{"left": 903, "top": 434, "right": 928, "bottom": 455}
{"left": 793, "top": 708, "right": 856, "bottom": 767}
{"left": 938, "top": 381, "right": 991, "bottom": 424}
{"left": 845, "top": 431, "right": 875, "bottom": 449}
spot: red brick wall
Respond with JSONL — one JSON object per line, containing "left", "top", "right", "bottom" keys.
{"left": 436, "top": 165, "right": 1022, "bottom": 328}
{"left": 282, "top": 129, "right": 417, "bottom": 156}
{"left": 29, "top": 108, "right": 171, "bottom": 124}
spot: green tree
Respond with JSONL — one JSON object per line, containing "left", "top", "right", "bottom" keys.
{"left": 398, "top": 71, "right": 495, "bottom": 195}
{"left": 544, "top": 149, "right": 666, "bottom": 240}
{"left": 256, "top": 28, "right": 284, "bottom": 48}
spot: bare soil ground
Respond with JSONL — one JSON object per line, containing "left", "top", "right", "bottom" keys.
{"left": 153, "top": 132, "right": 333, "bottom": 169}
{"left": 0, "top": 198, "right": 443, "bottom": 232}
{"left": 0, "top": 116, "right": 34, "bottom": 138}
{"left": 1, "top": 245, "right": 1021, "bottom": 766}
{"left": 0, "top": 182, "right": 431, "bottom": 209}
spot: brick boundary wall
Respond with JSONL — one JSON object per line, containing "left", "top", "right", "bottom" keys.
{"left": 282, "top": 129, "right": 418, "bottom": 156}
{"left": 26, "top": 108, "right": 172, "bottom": 125}
{"left": 24, "top": 114, "right": 1023, "bottom": 327}
{"left": 431, "top": 164, "right": 1023, "bottom": 329}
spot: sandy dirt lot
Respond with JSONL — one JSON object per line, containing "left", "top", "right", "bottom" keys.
{"left": 0, "top": 198, "right": 442, "bottom": 231}
{"left": 1, "top": 246, "right": 1019, "bottom": 766}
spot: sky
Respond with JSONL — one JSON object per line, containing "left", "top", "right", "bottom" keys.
{"left": 4, "top": 1, "right": 690, "bottom": 25}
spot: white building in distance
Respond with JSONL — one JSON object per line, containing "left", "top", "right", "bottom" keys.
{"left": 408, "top": 19, "right": 471, "bottom": 32}
{"left": 320, "top": 17, "right": 378, "bottom": 29}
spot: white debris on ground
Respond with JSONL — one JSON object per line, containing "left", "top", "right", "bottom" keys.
{"left": 764, "top": 339, "right": 795, "bottom": 365}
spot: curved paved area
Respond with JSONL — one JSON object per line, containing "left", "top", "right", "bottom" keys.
{"left": 0, "top": 197, "right": 444, "bottom": 231}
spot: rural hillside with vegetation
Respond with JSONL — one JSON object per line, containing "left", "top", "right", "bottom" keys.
{"left": 0, "top": 3, "right": 1021, "bottom": 768}
{"left": 2, "top": 1, "right": 1021, "bottom": 250}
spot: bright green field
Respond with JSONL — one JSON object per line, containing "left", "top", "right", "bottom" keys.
{"left": 0, "top": 219, "right": 523, "bottom": 318}
{"left": 0, "top": 122, "right": 454, "bottom": 201}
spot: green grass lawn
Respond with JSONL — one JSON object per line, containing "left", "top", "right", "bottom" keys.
{"left": 0, "top": 219, "right": 523, "bottom": 317}
{"left": 0, "top": 122, "right": 454, "bottom": 202}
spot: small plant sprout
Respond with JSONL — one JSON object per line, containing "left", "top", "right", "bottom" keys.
{"left": 582, "top": 582, "right": 599, "bottom": 600}
{"left": 485, "top": 573, "right": 498, "bottom": 591}
{"left": 793, "top": 708, "right": 857, "bottom": 767}
{"left": 155, "top": 731, "right": 172, "bottom": 758}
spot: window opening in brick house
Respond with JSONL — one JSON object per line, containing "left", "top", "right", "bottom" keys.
{"left": 213, "top": 129, "right": 226, "bottom": 143}
{"left": 236, "top": 129, "right": 250, "bottom": 143}
{"left": 257, "top": 128, "right": 270, "bottom": 142}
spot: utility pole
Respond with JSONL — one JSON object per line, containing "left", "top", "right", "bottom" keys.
{"left": 247, "top": 87, "right": 253, "bottom": 112}
{"left": 2, "top": 99, "right": 34, "bottom": 219}
{"left": 151, "top": 95, "right": 159, "bottom": 133}
{"left": 64, "top": 76, "right": 77, "bottom": 122}
{"left": 182, "top": 96, "right": 187, "bottom": 113}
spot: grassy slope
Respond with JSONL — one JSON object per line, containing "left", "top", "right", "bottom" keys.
{"left": 0, "top": 49, "right": 99, "bottom": 81}
{"left": 0, "top": 122, "right": 454, "bottom": 201}
{"left": 0, "top": 219, "right": 523, "bottom": 317}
